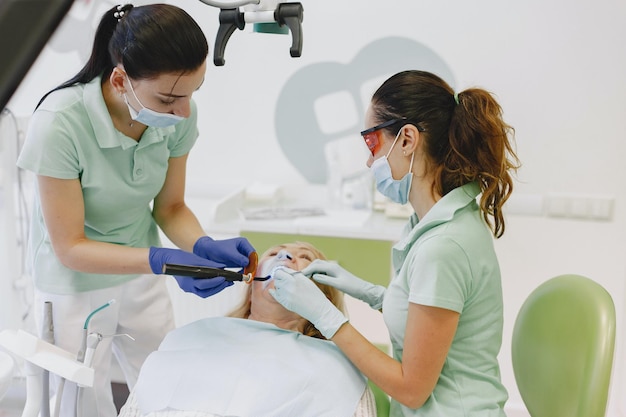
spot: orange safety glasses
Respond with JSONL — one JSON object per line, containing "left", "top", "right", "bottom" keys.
{"left": 360, "top": 118, "right": 426, "bottom": 156}
{"left": 360, "top": 118, "right": 405, "bottom": 156}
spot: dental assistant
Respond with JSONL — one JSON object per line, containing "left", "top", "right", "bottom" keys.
{"left": 270, "top": 70, "right": 520, "bottom": 416}
{"left": 16, "top": 4, "right": 254, "bottom": 417}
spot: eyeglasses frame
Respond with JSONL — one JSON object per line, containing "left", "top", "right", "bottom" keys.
{"left": 360, "top": 118, "right": 424, "bottom": 156}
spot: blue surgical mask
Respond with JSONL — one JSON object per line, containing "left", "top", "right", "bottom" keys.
{"left": 370, "top": 129, "right": 414, "bottom": 205}
{"left": 124, "top": 78, "right": 184, "bottom": 128}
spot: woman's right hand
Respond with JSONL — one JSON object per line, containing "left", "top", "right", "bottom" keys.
{"left": 148, "top": 247, "right": 233, "bottom": 298}
{"left": 301, "top": 260, "right": 386, "bottom": 310}
{"left": 269, "top": 268, "right": 348, "bottom": 339}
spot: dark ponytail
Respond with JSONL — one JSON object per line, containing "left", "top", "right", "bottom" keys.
{"left": 36, "top": 4, "right": 127, "bottom": 109}
{"left": 36, "top": 3, "right": 208, "bottom": 110}
{"left": 371, "top": 70, "right": 520, "bottom": 238}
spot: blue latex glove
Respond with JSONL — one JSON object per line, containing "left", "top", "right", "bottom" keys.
{"left": 269, "top": 268, "right": 348, "bottom": 339}
{"left": 149, "top": 247, "right": 233, "bottom": 298}
{"left": 193, "top": 236, "right": 256, "bottom": 269}
{"left": 301, "top": 260, "right": 386, "bottom": 310}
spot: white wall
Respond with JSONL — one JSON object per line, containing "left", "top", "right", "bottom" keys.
{"left": 3, "top": 0, "right": 626, "bottom": 415}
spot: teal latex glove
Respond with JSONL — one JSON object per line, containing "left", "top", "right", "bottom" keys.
{"left": 301, "top": 260, "right": 386, "bottom": 310}
{"left": 269, "top": 268, "right": 348, "bottom": 339}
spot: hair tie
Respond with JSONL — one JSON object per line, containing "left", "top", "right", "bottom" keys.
{"left": 453, "top": 92, "right": 460, "bottom": 105}
{"left": 113, "top": 5, "right": 127, "bottom": 22}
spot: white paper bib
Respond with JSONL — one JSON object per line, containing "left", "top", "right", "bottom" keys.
{"left": 135, "top": 317, "right": 366, "bottom": 417}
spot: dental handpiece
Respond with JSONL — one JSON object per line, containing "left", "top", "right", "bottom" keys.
{"left": 83, "top": 333, "right": 103, "bottom": 368}
{"left": 163, "top": 264, "right": 271, "bottom": 283}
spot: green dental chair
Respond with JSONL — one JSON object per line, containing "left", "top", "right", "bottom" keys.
{"left": 511, "top": 274, "right": 616, "bottom": 417}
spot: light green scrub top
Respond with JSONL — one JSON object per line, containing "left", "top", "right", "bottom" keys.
{"left": 17, "top": 76, "right": 199, "bottom": 294}
{"left": 383, "top": 182, "right": 508, "bottom": 417}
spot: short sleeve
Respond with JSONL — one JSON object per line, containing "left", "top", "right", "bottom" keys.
{"left": 406, "top": 235, "right": 472, "bottom": 313}
{"left": 17, "top": 110, "right": 81, "bottom": 179}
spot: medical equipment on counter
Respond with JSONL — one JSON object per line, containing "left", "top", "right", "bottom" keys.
{"left": 163, "top": 264, "right": 271, "bottom": 283}
{"left": 198, "top": 0, "right": 303, "bottom": 65}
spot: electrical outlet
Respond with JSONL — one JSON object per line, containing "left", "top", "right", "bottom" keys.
{"left": 545, "top": 194, "right": 569, "bottom": 218}
{"left": 545, "top": 193, "right": 614, "bottom": 221}
{"left": 589, "top": 197, "right": 614, "bottom": 220}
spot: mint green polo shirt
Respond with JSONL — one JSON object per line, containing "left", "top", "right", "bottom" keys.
{"left": 17, "top": 76, "right": 199, "bottom": 294}
{"left": 383, "top": 182, "right": 508, "bottom": 416}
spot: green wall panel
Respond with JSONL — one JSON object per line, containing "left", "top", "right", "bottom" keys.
{"left": 241, "top": 231, "right": 393, "bottom": 287}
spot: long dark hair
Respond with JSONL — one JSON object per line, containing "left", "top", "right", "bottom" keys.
{"left": 371, "top": 70, "right": 520, "bottom": 238}
{"left": 36, "top": 3, "right": 208, "bottom": 109}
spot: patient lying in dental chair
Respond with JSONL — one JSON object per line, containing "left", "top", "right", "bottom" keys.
{"left": 119, "top": 242, "right": 377, "bottom": 417}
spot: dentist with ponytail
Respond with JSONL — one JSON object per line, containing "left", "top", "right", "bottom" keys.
{"left": 270, "top": 70, "right": 520, "bottom": 416}
{"left": 17, "top": 4, "right": 254, "bottom": 416}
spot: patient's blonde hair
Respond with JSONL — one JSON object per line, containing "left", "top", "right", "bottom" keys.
{"left": 228, "top": 241, "right": 345, "bottom": 340}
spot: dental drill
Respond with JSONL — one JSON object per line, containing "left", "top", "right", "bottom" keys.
{"left": 75, "top": 331, "right": 134, "bottom": 417}
{"left": 75, "top": 299, "right": 116, "bottom": 364}
{"left": 49, "top": 299, "right": 122, "bottom": 417}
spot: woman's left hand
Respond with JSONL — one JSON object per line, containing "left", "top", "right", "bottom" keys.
{"left": 269, "top": 268, "right": 348, "bottom": 339}
{"left": 193, "top": 236, "right": 256, "bottom": 268}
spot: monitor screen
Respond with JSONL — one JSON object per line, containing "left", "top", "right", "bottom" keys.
{"left": 0, "top": 0, "right": 74, "bottom": 110}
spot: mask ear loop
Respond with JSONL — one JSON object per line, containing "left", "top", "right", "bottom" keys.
{"left": 385, "top": 126, "right": 414, "bottom": 175}
{"left": 125, "top": 76, "right": 146, "bottom": 109}
{"left": 395, "top": 124, "right": 415, "bottom": 174}
{"left": 385, "top": 128, "right": 403, "bottom": 159}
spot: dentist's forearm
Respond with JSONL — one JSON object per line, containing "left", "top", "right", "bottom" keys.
{"left": 331, "top": 323, "right": 428, "bottom": 409}
{"left": 153, "top": 203, "right": 206, "bottom": 252}
{"left": 54, "top": 240, "right": 152, "bottom": 275}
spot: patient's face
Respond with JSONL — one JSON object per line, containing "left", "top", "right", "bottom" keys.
{"left": 251, "top": 243, "right": 318, "bottom": 300}
{"left": 246, "top": 243, "right": 325, "bottom": 331}
{"left": 258, "top": 243, "right": 317, "bottom": 276}
{"left": 257, "top": 243, "right": 317, "bottom": 282}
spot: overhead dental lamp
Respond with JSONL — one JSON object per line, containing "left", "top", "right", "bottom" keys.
{"left": 198, "top": 0, "right": 303, "bottom": 66}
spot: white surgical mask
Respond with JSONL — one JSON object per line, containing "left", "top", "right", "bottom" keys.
{"left": 370, "top": 129, "right": 414, "bottom": 205}
{"left": 124, "top": 77, "right": 184, "bottom": 128}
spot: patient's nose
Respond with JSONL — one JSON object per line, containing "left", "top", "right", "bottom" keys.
{"left": 276, "top": 250, "right": 293, "bottom": 262}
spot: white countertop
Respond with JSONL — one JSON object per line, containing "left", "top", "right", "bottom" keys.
{"left": 186, "top": 183, "right": 408, "bottom": 241}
